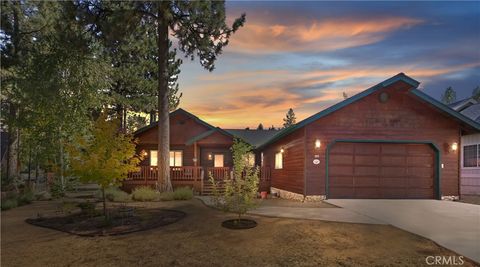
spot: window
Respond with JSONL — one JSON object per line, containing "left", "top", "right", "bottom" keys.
{"left": 150, "top": 150, "right": 183, "bottom": 166}
{"left": 150, "top": 150, "right": 157, "bottom": 166}
{"left": 261, "top": 152, "right": 264, "bottom": 167}
{"left": 463, "top": 144, "right": 479, "bottom": 167}
{"left": 275, "top": 152, "right": 283, "bottom": 169}
{"left": 214, "top": 154, "right": 224, "bottom": 167}
{"left": 170, "top": 151, "right": 183, "bottom": 167}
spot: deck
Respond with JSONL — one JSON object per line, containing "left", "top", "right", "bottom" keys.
{"left": 122, "top": 166, "right": 271, "bottom": 195}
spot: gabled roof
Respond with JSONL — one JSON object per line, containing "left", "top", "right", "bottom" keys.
{"left": 258, "top": 73, "right": 480, "bottom": 150}
{"left": 448, "top": 97, "right": 478, "bottom": 112}
{"left": 460, "top": 103, "right": 480, "bottom": 123}
{"left": 185, "top": 128, "right": 234, "bottom": 145}
{"left": 134, "top": 108, "right": 219, "bottom": 136}
{"left": 225, "top": 129, "right": 280, "bottom": 148}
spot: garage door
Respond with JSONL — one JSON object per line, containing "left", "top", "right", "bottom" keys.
{"left": 328, "top": 142, "right": 435, "bottom": 199}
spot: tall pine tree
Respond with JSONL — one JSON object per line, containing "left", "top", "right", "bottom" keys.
{"left": 441, "top": 87, "right": 456, "bottom": 104}
{"left": 283, "top": 108, "right": 297, "bottom": 128}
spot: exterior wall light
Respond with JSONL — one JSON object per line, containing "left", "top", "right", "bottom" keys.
{"left": 451, "top": 142, "right": 458, "bottom": 151}
{"left": 142, "top": 150, "right": 148, "bottom": 156}
{"left": 315, "top": 139, "right": 321, "bottom": 149}
{"left": 208, "top": 153, "right": 213, "bottom": 160}
{"left": 280, "top": 148, "right": 284, "bottom": 153}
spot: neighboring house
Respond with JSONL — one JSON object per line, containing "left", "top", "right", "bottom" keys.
{"left": 122, "top": 108, "right": 277, "bottom": 193}
{"left": 125, "top": 73, "right": 480, "bottom": 200}
{"left": 258, "top": 73, "right": 480, "bottom": 200}
{"left": 449, "top": 98, "right": 480, "bottom": 196}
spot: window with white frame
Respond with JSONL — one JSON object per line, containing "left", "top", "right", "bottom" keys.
{"left": 463, "top": 144, "right": 480, "bottom": 167}
{"left": 275, "top": 152, "right": 283, "bottom": 169}
{"left": 150, "top": 150, "right": 183, "bottom": 167}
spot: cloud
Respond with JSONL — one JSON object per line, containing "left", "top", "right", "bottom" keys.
{"left": 227, "top": 17, "right": 422, "bottom": 54}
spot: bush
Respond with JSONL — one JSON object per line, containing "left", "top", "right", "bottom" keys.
{"left": 77, "top": 202, "right": 96, "bottom": 216}
{"left": 131, "top": 186, "right": 159, "bottom": 201}
{"left": 97, "top": 187, "right": 131, "bottom": 202}
{"left": 158, "top": 191, "right": 175, "bottom": 201}
{"left": 18, "top": 190, "right": 35, "bottom": 205}
{"left": 1, "top": 198, "right": 18, "bottom": 210}
{"left": 173, "top": 187, "right": 193, "bottom": 200}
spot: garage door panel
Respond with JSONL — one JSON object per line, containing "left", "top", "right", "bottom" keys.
{"left": 329, "top": 142, "right": 435, "bottom": 199}
{"left": 355, "top": 155, "right": 380, "bottom": 165}
{"left": 330, "top": 166, "right": 354, "bottom": 176}
{"left": 355, "top": 166, "right": 380, "bottom": 176}
{"left": 381, "top": 167, "right": 407, "bottom": 177}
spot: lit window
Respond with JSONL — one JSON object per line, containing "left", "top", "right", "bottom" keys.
{"left": 275, "top": 152, "right": 283, "bottom": 169}
{"left": 463, "top": 144, "right": 479, "bottom": 167}
{"left": 150, "top": 150, "right": 183, "bottom": 166}
{"left": 170, "top": 151, "right": 183, "bottom": 167}
{"left": 214, "top": 154, "right": 224, "bottom": 167}
{"left": 261, "top": 152, "right": 264, "bottom": 167}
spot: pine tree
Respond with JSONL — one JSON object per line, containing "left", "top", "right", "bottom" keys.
{"left": 77, "top": 1, "right": 245, "bottom": 191}
{"left": 257, "top": 123, "right": 264, "bottom": 130}
{"left": 441, "top": 87, "right": 456, "bottom": 104}
{"left": 283, "top": 108, "right": 297, "bottom": 128}
{"left": 472, "top": 86, "right": 480, "bottom": 101}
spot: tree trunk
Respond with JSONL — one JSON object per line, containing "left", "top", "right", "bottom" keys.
{"left": 156, "top": 2, "right": 172, "bottom": 192}
{"left": 102, "top": 187, "right": 107, "bottom": 218}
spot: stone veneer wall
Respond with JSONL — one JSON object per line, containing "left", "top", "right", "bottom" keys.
{"left": 270, "top": 187, "right": 325, "bottom": 202}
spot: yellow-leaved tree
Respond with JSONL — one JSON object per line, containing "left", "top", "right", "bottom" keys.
{"left": 67, "top": 114, "right": 140, "bottom": 217}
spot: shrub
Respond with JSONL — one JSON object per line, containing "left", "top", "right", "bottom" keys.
{"left": 18, "top": 190, "right": 35, "bottom": 205}
{"left": 97, "top": 187, "right": 131, "bottom": 202}
{"left": 158, "top": 191, "right": 175, "bottom": 201}
{"left": 77, "top": 202, "right": 97, "bottom": 216}
{"left": 131, "top": 186, "right": 159, "bottom": 201}
{"left": 173, "top": 187, "right": 193, "bottom": 200}
{"left": 1, "top": 198, "right": 18, "bottom": 210}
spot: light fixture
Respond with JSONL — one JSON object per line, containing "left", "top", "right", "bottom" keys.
{"left": 208, "top": 153, "right": 213, "bottom": 160}
{"left": 451, "top": 142, "right": 458, "bottom": 151}
{"left": 315, "top": 139, "right": 321, "bottom": 149}
{"left": 280, "top": 148, "right": 284, "bottom": 153}
{"left": 142, "top": 150, "right": 148, "bottom": 156}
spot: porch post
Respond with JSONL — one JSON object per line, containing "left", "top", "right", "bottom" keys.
{"left": 194, "top": 141, "right": 198, "bottom": 167}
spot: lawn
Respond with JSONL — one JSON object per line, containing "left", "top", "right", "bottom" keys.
{"left": 1, "top": 199, "right": 474, "bottom": 267}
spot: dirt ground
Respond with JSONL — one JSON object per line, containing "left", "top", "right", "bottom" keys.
{"left": 1, "top": 199, "right": 475, "bottom": 267}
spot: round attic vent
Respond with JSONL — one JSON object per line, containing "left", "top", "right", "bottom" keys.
{"left": 379, "top": 92, "right": 389, "bottom": 103}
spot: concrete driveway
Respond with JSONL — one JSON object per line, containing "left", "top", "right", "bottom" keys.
{"left": 325, "top": 199, "right": 480, "bottom": 263}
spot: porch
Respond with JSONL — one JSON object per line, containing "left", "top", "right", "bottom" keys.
{"left": 122, "top": 166, "right": 271, "bottom": 195}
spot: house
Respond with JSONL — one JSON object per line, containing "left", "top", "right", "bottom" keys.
{"left": 258, "top": 73, "right": 480, "bottom": 200}
{"left": 125, "top": 73, "right": 480, "bottom": 200}
{"left": 122, "top": 108, "right": 277, "bottom": 193}
{"left": 449, "top": 98, "right": 480, "bottom": 196}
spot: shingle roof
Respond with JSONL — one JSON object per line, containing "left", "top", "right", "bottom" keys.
{"left": 448, "top": 97, "right": 478, "bottom": 112}
{"left": 225, "top": 129, "right": 280, "bottom": 148}
{"left": 460, "top": 103, "right": 480, "bottom": 123}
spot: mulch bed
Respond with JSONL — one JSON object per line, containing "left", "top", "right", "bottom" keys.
{"left": 221, "top": 218, "right": 257, "bottom": 230}
{"left": 25, "top": 208, "right": 185, "bottom": 236}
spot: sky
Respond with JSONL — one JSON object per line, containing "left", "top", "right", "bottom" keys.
{"left": 176, "top": 1, "right": 480, "bottom": 129}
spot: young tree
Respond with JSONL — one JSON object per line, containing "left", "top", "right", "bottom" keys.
{"left": 472, "top": 86, "right": 480, "bottom": 101}
{"left": 78, "top": 1, "right": 245, "bottom": 192}
{"left": 283, "top": 108, "right": 297, "bottom": 128}
{"left": 441, "top": 87, "right": 456, "bottom": 104}
{"left": 211, "top": 138, "right": 259, "bottom": 223}
{"left": 67, "top": 114, "right": 141, "bottom": 217}
{"left": 257, "top": 123, "right": 264, "bottom": 130}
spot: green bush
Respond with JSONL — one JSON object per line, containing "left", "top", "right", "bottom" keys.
{"left": 18, "top": 190, "right": 35, "bottom": 205}
{"left": 1, "top": 198, "right": 18, "bottom": 210}
{"left": 97, "top": 187, "right": 131, "bottom": 202}
{"left": 131, "top": 186, "right": 159, "bottom": 201}
{"left": 173, "top": 187, "right": 193, "bottom": 200}
{"left": 158, "top": 191, "right": 175, "bottom": 201}
{"left": 77, "top": 202, "right": 96, "bottom": 216}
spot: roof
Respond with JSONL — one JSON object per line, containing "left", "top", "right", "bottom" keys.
{"left": 134, "top": 108, "right": 219, "bottom": 136}
{"left": 460, "top": 103, "right": 480, "bottom": 123}
{"left": 225, "top": 129, "right": 280, "bottom": 148}
{"left": 448, "top": 98, "right": 478, "bottom": 112}
{"left": 258, "top": 73, "right": 480, "bottom": 150}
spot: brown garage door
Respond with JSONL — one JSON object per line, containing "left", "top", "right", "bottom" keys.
{"left": 328, "top": 142, "right": 435, "bottom": 199}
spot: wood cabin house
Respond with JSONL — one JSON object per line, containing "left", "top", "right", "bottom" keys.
{"left": 124, "top": 73, "right": 480, "bottom": 200}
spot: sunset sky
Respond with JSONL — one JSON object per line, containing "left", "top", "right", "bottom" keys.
{"left": 176, "top": 1, "right": 480, "bottom": 128}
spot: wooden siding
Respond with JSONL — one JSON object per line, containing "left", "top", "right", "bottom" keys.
{"left": 304, "top": 81, "right": 461, "bottom": 196}
{"left": 262, "top": 129, "right": 305, "bottom": 194}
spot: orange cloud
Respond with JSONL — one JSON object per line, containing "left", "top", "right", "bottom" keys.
{"left": 227, "top": 17, "right": 423, "bottom": 53}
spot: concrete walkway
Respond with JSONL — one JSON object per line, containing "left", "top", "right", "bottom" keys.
{"left": 196, "top": 196, "right": 385, "bottom": 225}
{"left": 326, "top": 199, "right": 480, "bottom": 263}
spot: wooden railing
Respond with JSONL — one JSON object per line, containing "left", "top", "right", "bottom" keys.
{"left": 206, "top": 167, "right": 231, "bottom": 180}
{"left": 170, "top": 166, "right": 203, "bottom": 181}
